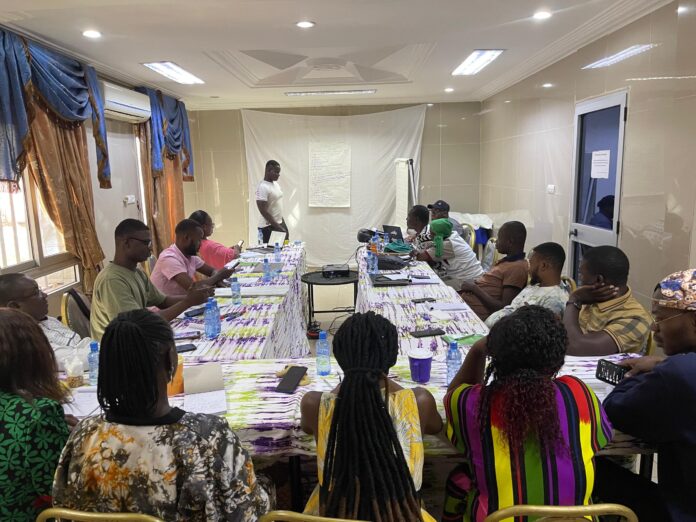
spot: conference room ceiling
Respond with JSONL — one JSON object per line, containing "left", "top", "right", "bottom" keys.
{"left": 0, "top": 0, "right": 670, "bottom": 109}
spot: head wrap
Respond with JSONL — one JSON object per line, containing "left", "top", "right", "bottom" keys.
{"left": 429, "top": 218, "right": 453, "bottom": 258}
{"left": 655, "top": 269, "right": 696, "bottom": 311}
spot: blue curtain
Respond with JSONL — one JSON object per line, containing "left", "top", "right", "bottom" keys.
{"left": 138, "top": 87, "right": 194, "bottom": 179}
{"left": 0, "top": 29, "right": 112, "bottom": 188}
{"left": 0, "top": 32, "right": 31, "bottom": 187}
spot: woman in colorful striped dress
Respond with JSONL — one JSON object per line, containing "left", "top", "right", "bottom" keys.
{"left": 443, "top": 305, "right": 613, "bottom": 521}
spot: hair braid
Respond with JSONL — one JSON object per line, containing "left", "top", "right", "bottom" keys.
{"left": 319, "top": 311, "right": 423, "bottom": 521}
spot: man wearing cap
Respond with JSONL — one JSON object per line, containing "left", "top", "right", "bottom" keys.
{"left": 594, "top": 268, "right": 696, "bottom": 521}
{"left": 428, "top": 200, "right": 464, "bottom": 238}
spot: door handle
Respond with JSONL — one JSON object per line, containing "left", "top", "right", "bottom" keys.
{"left": 569, "top": 228, "right": 578, "bottom": 237}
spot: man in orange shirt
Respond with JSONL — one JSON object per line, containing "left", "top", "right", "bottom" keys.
{"left": 460, "top": 221, "right": 528, "bottom": 321}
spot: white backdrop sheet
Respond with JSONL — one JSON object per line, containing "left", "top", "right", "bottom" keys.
{"left": 242, "top": 105, "right": 426, "bottom": 266}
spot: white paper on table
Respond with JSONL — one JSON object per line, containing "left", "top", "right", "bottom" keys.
{"left": 410, "top": 277, "right": 439, "bottom": 285}
{"left": 429, "top": 310, "right": 451, "bottom": 321}
{"left": 240, "top": 252, "right": 263, "bottom": 259}
{"left": 183, "top": 390, "right": 227, "bottom": 415}
{"left": 384, "top": 272, "right": 409, "bottom": 281}
{"left": 429, "top": 302, "right": 469, "bottom": 311}
{"left": 184, "top": 363, "right": 225, "bottom": 394}
{"left": 65, "top": 387, "right": 101, "bottom": 418}
{"left": 591, "top": 150, "right": 610, "bottom": 179}
{"left": 240, "top": 285, "right": 289, "bottom": 297}
{"left": 238, "top": 276, "right": 260, "bottom": 285}
{"left": 215, "top": 288, "right": 232, "bottom": 297}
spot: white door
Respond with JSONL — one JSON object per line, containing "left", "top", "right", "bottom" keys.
{"left": 569, "top": 91, "right": 627, "bottom": 280}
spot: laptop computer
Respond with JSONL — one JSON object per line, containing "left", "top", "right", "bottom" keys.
{"left": 382, "top": 225, "right": 404, "bottom": 242}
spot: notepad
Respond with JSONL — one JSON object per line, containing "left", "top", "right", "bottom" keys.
{"left": 241, "top": 286, "right": 290, "bottom": 297}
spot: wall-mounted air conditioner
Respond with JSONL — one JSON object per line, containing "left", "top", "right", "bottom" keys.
{"left": 99, "top": 81, "right": 151, "bottom": 123}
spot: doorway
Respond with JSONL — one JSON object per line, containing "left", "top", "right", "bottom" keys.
{"left": 569, "top": 91, "right": 627, "bottom": 281}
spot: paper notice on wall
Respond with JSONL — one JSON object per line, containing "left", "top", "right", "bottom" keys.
{"left": 591, "top": 150, "right": 611, "bottom": 179}
{"left": 308, "top": 141, "right": 351, "bottom": 207}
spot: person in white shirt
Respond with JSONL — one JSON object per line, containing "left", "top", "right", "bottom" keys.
{"left": 0, "top": 273, "right": 91, "bottom": 370}
{"left": 255, "top": 159, "right": 288, "bottom": 244}
{"left": 485, "top": 242, "right": 569, "bottom": 327}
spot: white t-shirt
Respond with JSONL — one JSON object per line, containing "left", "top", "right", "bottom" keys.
{"left": 255, "top": 180, "right": 284, "bottom": 228}
{"left": 443, "top": 231, "right": 484, "bottom": 284}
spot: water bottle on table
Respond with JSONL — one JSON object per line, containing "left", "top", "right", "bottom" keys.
{"left": 204, "top": 297, "right": 221, "bottom": 339}
{"left": 446, "top": 341, "right": 462, "bottom": 385}
{"left": 257, "top": 228, "right": 264, "bottom": 246}
{"left": 369, "top": 231, "right": 379, "bottom": 253}
{"left": 274, "top": 242, "right": 282, "bottom": 263}
{"left": 230, "top": 276, "right": 242, "bottom": 305}
{"left": 88, "top": 341, "right": 99, "bottom": 385}
{"left": 316, "top": 330, "right": 331, "bottom": 376}
{"left": 262, "top": 257, "right": 272, "bottom": 282}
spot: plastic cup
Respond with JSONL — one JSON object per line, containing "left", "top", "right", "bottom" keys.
{"left": 408, "top": 349, "right": 433, "bottom": 384}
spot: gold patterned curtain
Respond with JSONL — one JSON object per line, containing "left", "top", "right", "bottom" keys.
{"left": 135, "top": 122, "right": 185, "bottom": 256}
{"left": 26, "top": 99, "right": 105, "bottom": 292}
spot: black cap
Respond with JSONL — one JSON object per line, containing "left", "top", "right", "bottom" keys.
{"left": 427, "top": 200, "right": 450, "bottom": 211}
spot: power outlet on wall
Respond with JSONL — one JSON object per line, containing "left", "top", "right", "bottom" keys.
{"left": 123, "top": 195, "right": 137, "bottom": 206}
{"left": 546, "top": 184, "right": 556, "bottom": 194}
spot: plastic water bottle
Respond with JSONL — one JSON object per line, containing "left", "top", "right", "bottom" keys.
{"left": 88, "top": 341, "right": 99, "bottom": 385}
{"left": 366, "top": 252, "right": 375, "bottom": 275}
{"left": 204, "top": 297, "right": 221, "bottom": 339}
{"left": 257, "top": 228, "right": 264, "bottom": 246}
{"left": 370, "top": 232, "right": 379, "bottom": 253}
{"left": 446, "top": 341, "right": 462, "bottom": 385}
{"left": 316, "top": 330, "right": 331, "bottom": 376}
{"left": 262, "top": 257, "right": 272, "bottom": 282}
{"left": 230, "top": 277, "right": 242, "bottom": 306}
{"left": 274, "top": 242, "right": 282, "bottom": 263}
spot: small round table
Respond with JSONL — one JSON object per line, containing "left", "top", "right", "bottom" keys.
{"left": 300, "top": 270, "right": 359, "bottom": 325}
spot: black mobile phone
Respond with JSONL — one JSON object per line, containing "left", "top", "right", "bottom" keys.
{"left": 411, "top": 274, "right": 430, "bottom": 280}
{"left": 410, "top": 328, "right": 446, "bottom": 338}
{"left": 276, "top": 366, "right": 308, "bottom": 394}
{"left": 174, "top": 330, "right": 202, "bottom": 341}
{"left": 412, "top": 297, "right": 436, "bottom": 303}
{"left": 184, "top": 306, "right": 206, "bottom": 318}
{"left": 596, "top": 359, "right": 629, "bottom": 386}
{"left": 176, "top": 343, "right": 197, "bottom": 354}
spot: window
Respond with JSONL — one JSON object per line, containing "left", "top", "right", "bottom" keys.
{"left": 0, "top": 172, "right": 80, "bottom": 292}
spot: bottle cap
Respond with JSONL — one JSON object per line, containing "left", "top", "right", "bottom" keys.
{"left": 90, "top": 341, "right": 99, "bottom": 352}
{"left": 231, "top": 277, "right": 238, "bottom": 282}
{"left": 319, "top": 330, "right": 327, "bottom": 340}
{"left": 449, "top": 341, "right": 459, "bottom": 349}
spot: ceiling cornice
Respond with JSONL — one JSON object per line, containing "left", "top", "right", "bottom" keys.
{"left": 0, "top": 22, "right": 181, "bottom": 100}
{"left": 469, "top": 0, "right": 673, "bottom": 101}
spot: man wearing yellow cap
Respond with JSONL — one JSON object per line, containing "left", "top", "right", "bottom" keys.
{"left": 595, "top": 268, "right": 696, "bottom": 521}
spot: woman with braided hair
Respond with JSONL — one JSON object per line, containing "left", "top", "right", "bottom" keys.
{"left": 301, "top": 311, "right": 442, "bottom": 521}
{"left": 442, "top": 305, "right": 613, "bottom": 522}
{"left": 53, "top": 309, "right": 273, "bottom": 520}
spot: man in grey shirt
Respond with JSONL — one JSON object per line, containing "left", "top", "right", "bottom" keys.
{"left": 428, "top": 200, "right": 464, "bottom": 237}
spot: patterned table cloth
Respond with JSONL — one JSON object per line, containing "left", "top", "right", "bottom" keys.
{"left": 222, "top": 351, "right": 651, "bottom": 459}
{"left": 170, "top": 244, "right": 310, "bottom": 362}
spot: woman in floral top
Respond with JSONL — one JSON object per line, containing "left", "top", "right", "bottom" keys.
{"left": 53, "top": 309, "right": 273, "bottom": 521}
{"left": 0, "top": 308, "right": 71, "bottom": 521}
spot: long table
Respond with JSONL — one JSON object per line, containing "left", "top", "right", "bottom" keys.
{"left": 169, "top": 244, "right": 310, "bottom": 362}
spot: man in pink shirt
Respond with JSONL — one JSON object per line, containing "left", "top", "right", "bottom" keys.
{"left": 189, "top": 210, "right": 242, "bottom": 270}
{"left": 151, "top": 219, "right": 234, "bottom": 296}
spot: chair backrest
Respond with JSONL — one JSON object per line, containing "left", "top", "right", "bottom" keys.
{"left": 460, "top": 223, "right": 477, "bottom": 250}
{"left": 644, "top": 331, "right": 656, "bottom": 356}
{"left": 561, "top": 276, "right": 577, "bottom": 293}
{"left": 60, "top": 289, "right": 92, "bottom": 339}
{"left": 260, "top": 511, "right": 369, "bottom": 522}
{"left": 483, "top": 503, "right": 638, "bottom": 522}
{"left": 481, "top": 237, "right": 498, "bottom": 272}
{"left": 36, "top": 508, "right": 163, "bottom": 522}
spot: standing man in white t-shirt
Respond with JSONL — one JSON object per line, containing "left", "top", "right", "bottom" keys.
{"left": 255, "top": 159, "right": 288, "bottom": 243}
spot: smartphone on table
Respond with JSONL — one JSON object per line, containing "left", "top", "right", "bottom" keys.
{"left": 596, "top": 359, "right": 629, "bottom": 385}
{"left": 276, "top": 366, "right": 308, "bottom": 394}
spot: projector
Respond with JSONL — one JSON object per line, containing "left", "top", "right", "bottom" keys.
{"left": 322, "top": 264, "right": 350, "bottom": 278}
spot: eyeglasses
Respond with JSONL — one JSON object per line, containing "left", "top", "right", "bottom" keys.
{"left": 128, "top": 237, "right": 153, "bottom": 247}
{"left": 651, "top": 311, "right": 688, "bottom": 328}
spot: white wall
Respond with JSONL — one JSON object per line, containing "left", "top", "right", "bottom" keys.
{"left": 86, "top": 119, "right": 144, "bottom": 262}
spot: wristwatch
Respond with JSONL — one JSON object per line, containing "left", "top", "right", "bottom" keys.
{"left": 566, "top": 300, "right": 582, "bottom": 310}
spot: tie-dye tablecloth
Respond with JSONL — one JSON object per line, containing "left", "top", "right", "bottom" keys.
{"left": 222, "top": 351, "right": 651, "bottom": 458}
{"left": 170, "top": 244, "right": 310, "bottom": 362}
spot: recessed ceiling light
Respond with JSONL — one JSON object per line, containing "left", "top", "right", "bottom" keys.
{"left": 296, "top": 21, "right": 315, "bottom": 28}
{"left": 82, "top": 29, "right": 102, "bottom": 39}
{"left": 284, "top": 89, "right": 376, "bottom": 96}
{"left": 143, "top": 62, "right": 205, "bottom": 84}
{"left": 427, "top": 103, "right": 434, "bottom": 107}
{"left": 504, "top": 100, "right": 511, "bottom": 103}
{"left": 582, "top": 44, "right": 657, "bottom": 69}
{"left": 452, "top": 49, "right": 504, "bottom": 76}
{"left": 461, "top": 117, "right": 467, "bottom": 120}
{"left": 542, "top": 83, "right": 554, "bottom": 88}
{"left": 533, "top": 10, "right": 552, "bottom": 20}
{"left": 677, "top": 5, "right": 689, "bottom": 14}
{"left": 444, "top": 87, "right": 454, "bottom": 93}
{"left": 437, "top": 124, "right": 448, "bottom": 128}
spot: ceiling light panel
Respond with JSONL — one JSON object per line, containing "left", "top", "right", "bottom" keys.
{"left": 82, "top": 29, "right": 102, "bottom": 39}
{"left": 143, "top": 62, "right": 205, "bottom": 84}
{"left": 452, "top": 49, "right": 504, "bottom": 76}
{"left": 582, "top": 44, "right": 657, "bottom": 69}
{"left": 533, "top": 10, "right": 552, "bottom": 20}
{"left": 284, "top": 89, "right": 376, "bottom": 96}
{"left": 296, "top": 21, "right": 315, "bottom": 28}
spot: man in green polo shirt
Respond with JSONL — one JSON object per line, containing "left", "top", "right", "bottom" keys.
{"left": 90, "top": 219, "right": 212, "bottom": 340}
